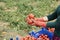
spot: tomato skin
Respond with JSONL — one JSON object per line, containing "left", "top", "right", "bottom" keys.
{"left": 48, "top": 28, "right": 55, "bottom": 32}
{"left": 21, "top": 37, "right": 25, "bottom": 40}
{"left": 26, "top": 35, "right": 31, "bottom": 39}
{"left": 45, "top": 35, "right": 48, "bottom": 38}
{"left": 37, "top": 38, "right": 42, "bottom": 40}
{"left": 50, "top": 28, "right": 55, "bottom": 32}
{"left": 20, "top": 34, "right": 50, "bottom": 40}
{"left": 31, "top": 37, "right": 37, "bottom": 40}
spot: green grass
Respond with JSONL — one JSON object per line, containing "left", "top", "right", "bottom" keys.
{"left": 0, "top": 0, "right": 60, "bottom": 40}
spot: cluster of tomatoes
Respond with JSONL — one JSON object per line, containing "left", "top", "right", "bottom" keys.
{"left": 21, "top": 35, "right": 36, "bottom": 40}
{"left": 20, "top": 34, "right": 50, "bottom": 40}
{"left": 20, "top": 28, "right": 55, "bottom": 40}
{"left": 37, "top": 34, "right": 50, "bottom": 40}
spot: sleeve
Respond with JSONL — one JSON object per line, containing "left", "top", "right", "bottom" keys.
{"left": 47, "top": 12, "right": 57, "bottom": 21}
{"left": 46, "top": 22, "right": 56, "bottom": 28}
{"left": 46, "top": 16, "right": 60, "bottom": 28}
{"left": 47, "top": 5, "right": 60, "bottom": 21}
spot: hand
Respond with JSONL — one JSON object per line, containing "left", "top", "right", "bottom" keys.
{"left": 26, "top": 14, "right": 35, "bottom": 25}
{"left": 26, "top": 17, "right": 46, "bottom": 27}
{"left": 34, "top": 16, "right": 48, "bottom": 22}
{"left": 34, "top": 17, "right": 44, "bottom": 21}
{"left": 26, "top": 17, "right": 33, "bottom": 24}
{"left": 27, "top": 13, "right": 35, "bottom": 19}
{"left": 26, "top": 14, "right": 47, "bottom": 27}
{"left": 33, "top": 21, "right": 46, "bottom": 27}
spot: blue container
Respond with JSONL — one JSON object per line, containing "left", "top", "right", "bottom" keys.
{"left": 46, "top": 31, "right": 54, "bottom": 40}
{"left": 37, "top": 28, "right": 47, "bottom": 34}
{"left": 29, "top": 27, "right": 54, "bottom": 39}
{"left": 29, "top": 31, "right": 36, "bottom": 37}
{"left": 34, "top": 33, "right": 40, "bottom": 38}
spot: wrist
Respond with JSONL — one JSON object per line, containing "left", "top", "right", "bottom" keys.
{"left": 34, "top": 21, "right": 47, "bottom": 27}
{"left": 42, "top": 22, "right": 47, "bottom": 27}
{"left": 42, "top": 16, "right": 48, "bottom": 22}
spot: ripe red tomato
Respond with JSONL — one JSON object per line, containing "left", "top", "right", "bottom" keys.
{"left": 45, "top": 35, "right": 48, "bottom": 38}
{"left": 31, "top": 37, "right": 37, "bottom": 40}
{"left": 50, "top": 28, "right": 55, "bottom": 32}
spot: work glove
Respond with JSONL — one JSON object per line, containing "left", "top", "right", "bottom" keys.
{"left": 26, "top": 18, "right": 46, "bottom": 27}
{"left": 34, "top": 16, "right": 48, "bottom": 22}
{"left": 32, "top": 21, "right": 46, "bottom": 27}
{"left": 26, "top": 14, "right": 47, "bottom": 27}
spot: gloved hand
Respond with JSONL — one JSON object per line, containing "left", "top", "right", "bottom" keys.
{"left": 34, "top": 16, "right": 48, "bottom": 22}
{"left": 26, "top": 18, "right": 46, "bottom": 27}
{"left": 26, "top": 14, "right": 47, "bottom": 27}
{"left": 32, "top": 21, "right": 46, "bottom": 27}
{"left": 34, "top": 17, "right": 44, "bottom": 21}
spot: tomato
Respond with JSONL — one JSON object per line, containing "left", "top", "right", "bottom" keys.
{"left": 26, "top": 35, "right": 31, "bottom": 39}
{"left": 20, "top": 37, "right": 25, "bottom": 40}
{"left": 48, "top": 28, "right": 55, "bottom": 32}
{"left": 37, "top": 38, "right": 42, "bottom": 40}
{"left": 21, "top": 37, "right": 25, "bottom": 40}
{"left": 29, "top": 36, "right": 32, "bottom": 40}
{"left": 50, "top": 28, "right": 55, "bottom": 32}
{"left": 45, "top": 35, "right": 48, "bottom": 38}
{"left": 39, "top": 36, "right": 42, "bottom": 39}
{"left": 25, "top": 37, "right": 28, "bottom": 40}
{"left": 45, "top": 38, "right": 50, "bottom": 40}
{"left": 43, "top": 35, "right": 46, "bottom": 39}
{"left": 42, "top": 39, "right": 45, "bottom": 40}
{"left": 31, "top": 37, "right": 37, "bottom": 40}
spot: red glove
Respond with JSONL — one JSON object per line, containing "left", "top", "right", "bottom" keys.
{"left": 33, "top": 21, "right": 46, "bottom": 27}
{"left": 34, "top": 17, "right": 48, "bottom": 22}
{"left": 26, "top": 14, "right": 47, "bottom": 27}
{"left": 34, "top": 17, "right": 44, "bottom": 21}
{"left": 26, "top": 17, "right": 46, "bottom": 27}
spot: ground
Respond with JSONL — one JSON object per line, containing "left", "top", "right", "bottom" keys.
{"left": 0, "top": 0, "right": 60, "bottom": 40}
